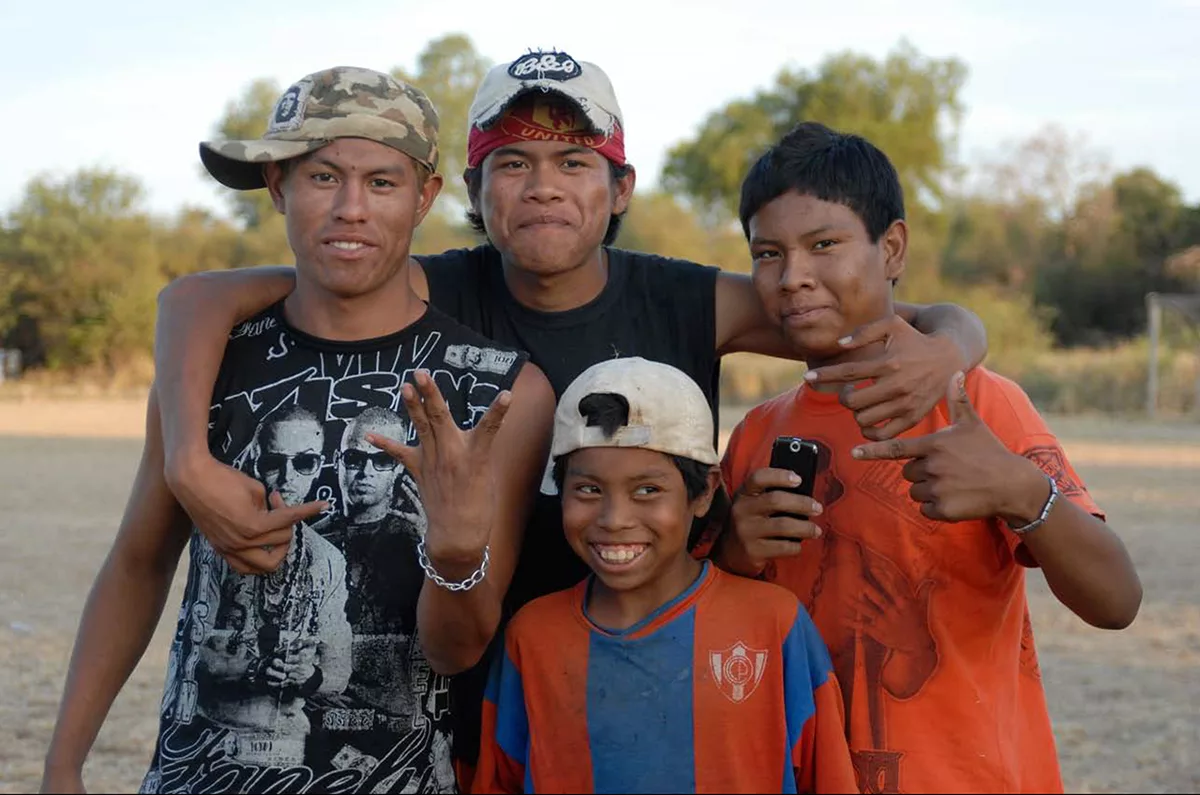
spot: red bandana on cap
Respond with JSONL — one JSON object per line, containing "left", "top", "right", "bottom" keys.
{"left": 467, "top": 96, "right": 625, "bottom": 168}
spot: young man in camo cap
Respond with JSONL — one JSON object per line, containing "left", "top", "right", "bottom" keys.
{"left": 41, "top": 66, "right": 553, "bottom": 794}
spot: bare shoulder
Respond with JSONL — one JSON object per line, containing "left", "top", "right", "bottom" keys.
{"left": 511, "top": 361, "right": 555, "bottom": 409}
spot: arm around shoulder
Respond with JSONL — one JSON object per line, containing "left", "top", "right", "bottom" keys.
{"left": 713, "top": 271, "right": 796, "bottom": 358}
{"left": 155, "top": 265, "right": 295, "bottom": 467}
{"left": 896, "top": 301, "right": 988, "bottom": 371}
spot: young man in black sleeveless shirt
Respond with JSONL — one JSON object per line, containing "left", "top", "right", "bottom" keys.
{"left": 42, "top": 67, "right": 553, "bottom": 794}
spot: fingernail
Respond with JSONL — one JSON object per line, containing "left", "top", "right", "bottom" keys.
{"left": 804, "top": 371, "right": 818, "bottom": 382}
{"left": 851, "top": 447, "right": 864, "bottom": 459}
{"left": 788, "top": 472, "right": 802, "bottom": 486}
{"left": 811, "top": 502, "right": 823, "bottom": 515}
{"left": 838, "top": 336, "right": 853, "bottom": 346}
{"left": 812, "top": 526, "right": 823, "bottom": 538}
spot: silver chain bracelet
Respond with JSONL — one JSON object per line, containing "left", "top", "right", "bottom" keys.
{"left": 1007, "top": 474, "right": 1059, "bottom": 536}
{"left": 417, "top": 539, "right": 490, "bottom": 592}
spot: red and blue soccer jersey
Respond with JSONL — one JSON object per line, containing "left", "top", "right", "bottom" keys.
{"left": 475, "top": 563, "right": 857, "bottom": 794}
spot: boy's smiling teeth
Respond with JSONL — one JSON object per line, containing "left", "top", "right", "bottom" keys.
{"left": 592, "top": 544, "right": 648, "bottom": 564}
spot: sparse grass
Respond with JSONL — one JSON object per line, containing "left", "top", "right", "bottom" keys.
{"left": 0, "top": 416, "right": 1196, "bottom": 793}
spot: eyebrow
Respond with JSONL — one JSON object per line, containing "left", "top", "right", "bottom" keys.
{"left": 566, "top": 466, "right": 674, "bottom": 482}
{"left": 310, "top": 157, "right": 408, "bottom": 177}
{"left": 490, "top": 145, "right": 596, "bottom": 160}
{"left": 554, "top": 146, "right": 594, "bottom": 158}
{"left": 750, "top": 224, "right": 839, "bottom": 245}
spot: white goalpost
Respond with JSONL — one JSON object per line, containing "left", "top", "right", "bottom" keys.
{"left": 1146, "top": 292, "right": 1200, "bottom": 417}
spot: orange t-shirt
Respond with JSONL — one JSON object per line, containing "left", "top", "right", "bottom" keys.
{"left": 721, "top": 368, "right": 1103, "bottom": 794}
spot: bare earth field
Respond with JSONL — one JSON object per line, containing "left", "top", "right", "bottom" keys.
{"left": 1, "top": 399, "right": 1197, "bottom": 793}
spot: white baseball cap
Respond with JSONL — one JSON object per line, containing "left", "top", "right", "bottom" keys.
{"left": 468, "top": 50, "right": 623, "bottom": 136}
{"left": 541, "top": 357, "right": 718, "bottom": 495}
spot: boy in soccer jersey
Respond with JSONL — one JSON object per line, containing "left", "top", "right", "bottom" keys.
{"left": 474, "top": 357, "right": 857, "bottom": 794}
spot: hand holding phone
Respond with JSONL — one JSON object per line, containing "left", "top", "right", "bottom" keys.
{"left": 722, "top": 436, "right": 824, "bottom": 576}
{"left": 768, "top": 437, "right": 819, "bottom": 520}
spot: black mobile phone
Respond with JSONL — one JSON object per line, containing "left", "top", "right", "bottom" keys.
{"left": 768, "top": 436, "right": 819, "bottom": 520}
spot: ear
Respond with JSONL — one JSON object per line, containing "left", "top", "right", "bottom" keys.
{"left": 611, "top": 164, "right": 637, "bottom": 215}
{"left": 264, "top": 162, "right": 288, "bottom": 215}
{"left": 690, "top": 466, "right": 723, "bottom": 518}
{"left": 413, "top": 168, "right": 444, "bottom": 228}
{"left": 881, "top": 218, "right": 908, "bottom": 282}
{"left": 463, "top": 167, "right": 480, "bottom": 215}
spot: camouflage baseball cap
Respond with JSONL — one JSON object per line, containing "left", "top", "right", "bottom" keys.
{"left": 200, "top": 66, "right": 440, "bottom": 191}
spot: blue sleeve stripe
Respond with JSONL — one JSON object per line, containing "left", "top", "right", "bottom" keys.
{"left": 493, "top": 646, "right": 530, "bottom": 763}
{"left": 781, "top": 607, "right": 827, "bottom": 755}
{"left": 484, "top": 643, "right": 504, "bottom": 703}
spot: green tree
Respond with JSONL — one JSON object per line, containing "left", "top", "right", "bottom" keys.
{"left": 662, "top": 41, "right": 965, "bottom": 293}
{"left": 0, "top": 169, "right": 163, "bottom": 369}
{"left": 394, "top": 33, "right": 491, "bottom": 212}
{"left": 662, "top": 41, "right": 966, "bottom": 223}
{"left": 616, "top": 191, "right": 749, "bottom": 272}
{"left": 1033, "top": 169, "right": 1200, "bottom": 345}
{"left": 943, "top": 126, "right": 1110, "bottom": 292}
{"left": 157, "top": 207, "right": 247, "bottom": 280}
{"left": 211, "top": 78, "right": 283, "bottom": 230}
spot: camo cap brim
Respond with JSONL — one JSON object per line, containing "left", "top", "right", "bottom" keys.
{"left": 199, "top": 139, "right": 329, "bottom": 190}
{"left": 200, "top": 66, "right": 440, "bottom": 192}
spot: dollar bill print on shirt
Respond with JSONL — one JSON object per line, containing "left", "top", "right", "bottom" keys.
{"left": 142, "top": 304, "right": 525, "bottom": 795}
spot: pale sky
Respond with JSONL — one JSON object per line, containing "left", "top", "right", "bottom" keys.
{"left": 3, "top": 0, "right": 1198, "bottom": 219}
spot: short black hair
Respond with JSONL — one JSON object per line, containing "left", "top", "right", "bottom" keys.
{"left": 738, "top": 121, "right": 905, "bottom": 242}
{"left": 550, "top": 392, "right": 711, "bottom": 501}
{"left": 463, "top": 159, "right": 633, "bottom": 247}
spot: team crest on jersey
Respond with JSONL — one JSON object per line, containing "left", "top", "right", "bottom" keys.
{"left": 709, "top": 641, "right": 768, "bottom": 703}
{"left": 444, "top": 344, "right": 518, "bottom": 375}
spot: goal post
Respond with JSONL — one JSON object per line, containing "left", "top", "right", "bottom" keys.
{"left": 1146, "top": 291, "right": 1200, "bottom": 418}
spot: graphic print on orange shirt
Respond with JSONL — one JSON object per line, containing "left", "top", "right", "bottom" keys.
{"left": 778, "top": 437, "right": 939, "bottom": 795}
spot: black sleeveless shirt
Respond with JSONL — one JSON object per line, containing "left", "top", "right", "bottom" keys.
{"left": 418, "top": 244, "right": 720, "bottom": 609}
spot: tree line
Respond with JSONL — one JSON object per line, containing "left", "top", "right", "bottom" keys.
{"left": 2, "top": 34, "right": 1198, "bottom": 376}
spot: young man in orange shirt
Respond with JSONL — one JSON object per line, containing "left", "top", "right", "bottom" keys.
{"left": 716, "top": 122, "right": 1142, "bottom": 794}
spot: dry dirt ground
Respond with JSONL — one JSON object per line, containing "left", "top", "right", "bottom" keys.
{"left": 1, "top": 400, "right": 1197, "bottom": 793}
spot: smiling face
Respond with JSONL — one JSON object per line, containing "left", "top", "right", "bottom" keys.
{"left": 265, "top": 137, "right": 442, "bottom": 300}
{"left": 473, "top": 139, "right": 634, "bottom": 278}
{"left": 561, "top": 447, "right": 715, "bottom": 601}
{"left": 748, "top": 190, "right": 907, "bottom": 367}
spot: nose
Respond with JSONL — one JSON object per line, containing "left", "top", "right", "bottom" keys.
{"left": 779, "top": 250, "right": 817, "bottom": 293}
{"left": 595, "top": 494, "right": 637, "bottom": 533}
{"left": 523, "top": 161, "right": 565, "bottom": 204}
{"left": 333, "top": 178, "right": 370, "bottom": 223}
